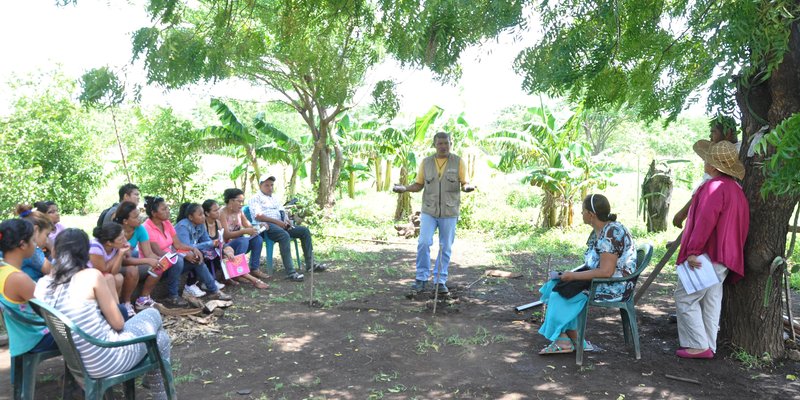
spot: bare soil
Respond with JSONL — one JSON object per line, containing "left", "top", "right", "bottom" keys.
{"left": 2, "top": 236, "right": 799, "bottom": 399}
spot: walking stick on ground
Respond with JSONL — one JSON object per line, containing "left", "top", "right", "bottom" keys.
{"left": 432, "top": 246, "right": 443, "bottom": 315}
{"left": 309, "top": 257, "right": 315, "bottom": 307}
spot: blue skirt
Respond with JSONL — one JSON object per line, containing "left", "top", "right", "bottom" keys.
{"left": 538, "top": 280, "right": 589, "bottom": 342}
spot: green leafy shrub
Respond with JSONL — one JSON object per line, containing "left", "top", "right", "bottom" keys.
{"left": 0, "top": 71, "right": 105, "bottom": 215}
{"left": 127, "top": 107, "right": 203, "bottom": 204}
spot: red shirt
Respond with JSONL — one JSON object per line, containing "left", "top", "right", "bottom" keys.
{"left": 143, "top": 219, "right": 177, "bottom": 253}
{"left": 677, "top": 175, "right": 750, "bottom": 283}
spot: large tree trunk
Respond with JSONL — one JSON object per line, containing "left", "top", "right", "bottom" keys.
{"left": 721, "top": 22, "right": 800, "bottom": 357}
{"left": 641, "top": 160, "right": 672, "bottom": 233}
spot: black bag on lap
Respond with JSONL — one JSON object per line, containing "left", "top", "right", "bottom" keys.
{"left": 553, "top": 266, "right": 591, "bottom": 299}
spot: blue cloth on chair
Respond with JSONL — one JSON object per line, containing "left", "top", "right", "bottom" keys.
{"left": 538, "top": 279, "right": 589, "bottom": 342}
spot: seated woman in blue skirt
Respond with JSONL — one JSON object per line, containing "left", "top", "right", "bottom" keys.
{"left": 537, "top": 194, "right": 637, "bottom": 355}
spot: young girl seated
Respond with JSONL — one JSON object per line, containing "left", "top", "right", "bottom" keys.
{"left": 0, "top": 219, "right": 58, "bottom": 360}
{"left": 89, "top": 223, "right": 131, "bottom": 315}
{"left": 35, "top": 229, "right": 173, "bottom": 399}
{"left": 16, "top": 204, "right": 54, "bottom": 282}
{"left": 204, "top": 198, "right": 268, "bottom": 289}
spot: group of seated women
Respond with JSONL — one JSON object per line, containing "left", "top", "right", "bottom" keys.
{"left": 0, "top": 184, "right": 284, "bottom": 398}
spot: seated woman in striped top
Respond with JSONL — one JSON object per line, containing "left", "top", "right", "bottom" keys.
{"left": 35, "top": 228, "right": 173, "bottom": 400}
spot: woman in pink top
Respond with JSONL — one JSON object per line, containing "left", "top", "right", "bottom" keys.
{"left": 136, "top": 196, "right": 192, "bottom": 310}
{"left": 674, "top": 140, "right": 749, "bottom": 359}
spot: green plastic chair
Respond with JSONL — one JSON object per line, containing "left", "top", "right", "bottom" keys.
{"left": 1, "top": 305, "right": 66, "bottom": 400}
{"left": 575, "top": 243, "right": 654, "bottom": 365}
{"left": 29, "top": 299, "right": 176, "bottom": 400}
{"left": 242, "top": 205, "right": 302, "bottom": 274}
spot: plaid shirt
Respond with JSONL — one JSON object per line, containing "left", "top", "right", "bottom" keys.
{"left": 247, "top": 190, "right": 283, "bottom": 227}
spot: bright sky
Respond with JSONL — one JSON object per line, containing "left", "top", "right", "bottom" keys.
{"left": 0, "top": 1, "right": 702, "bottom": 129}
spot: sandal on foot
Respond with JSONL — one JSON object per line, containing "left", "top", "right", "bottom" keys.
{"left": 252, "top": 279, "right": 269, "bottom": 289}
{"left": 539, "top": 338, "right": 575, "bottom": 355}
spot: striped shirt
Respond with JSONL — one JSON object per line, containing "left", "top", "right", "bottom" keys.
{"left": 35, "top": 276, "right": 146, "bottom": 378}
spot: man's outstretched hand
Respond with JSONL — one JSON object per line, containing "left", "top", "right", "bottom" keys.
{"left": 392, "top": 184, "right": 407, "bottom": 193}
{"left": 462, "top": 185, "right": 476, "bottom": 193}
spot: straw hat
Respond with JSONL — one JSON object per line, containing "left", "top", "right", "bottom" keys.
{"left": 693, "top": 140, "right": 745, "bottom": 180}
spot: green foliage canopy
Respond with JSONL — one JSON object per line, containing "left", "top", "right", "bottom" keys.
{"left": 0, "top": 72, "right": 105, "bottom": 215}
{"left": 128, "top": 107, "right": 204, "bottom": 204}
{"left": 515, "top": 0, "right": 800, "bottom": 123}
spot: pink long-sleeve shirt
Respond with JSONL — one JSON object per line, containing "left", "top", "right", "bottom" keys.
{"left": 677, "top": 175, "right": 750, "bottom": 283}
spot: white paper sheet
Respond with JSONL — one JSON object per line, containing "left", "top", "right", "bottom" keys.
{"left": 676, "top": 253, "right": 720, "bottom": 295}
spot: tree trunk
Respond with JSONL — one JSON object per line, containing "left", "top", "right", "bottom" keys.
{"left": 641, "top": 160, "right": 673, "bottom": 233}
{"left": 373, "top": 156, "right": 383, "bottom": 192}
{"left": 721, "top": 22, "right": 800, "bottom": 357}
{"left": 288, "top": 167, "right": 298, "bottom": 197}
{"left": 394, "top": 166, "right": 412, "bottom": 221}
{"left": 348, "top": 170, "right": 355, "bottom": 199}
{"left": 540, "top": 191, "right": 557, "bottom": 228}
{"left": 383, "top": 159, "right": 392, "bottom": 191}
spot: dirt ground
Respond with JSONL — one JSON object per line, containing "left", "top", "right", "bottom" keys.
{"left": 2, "top": 236, "right": 800, "bottom": 399}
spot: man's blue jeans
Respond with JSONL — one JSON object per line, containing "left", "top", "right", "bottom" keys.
{"left": 261, "top": 224, "right": 313, "bottom": 275}
{"left": 416, "top": 213, "right": 458, "bottom": 285}
{"left": 228, "top": 235, "right": 264, "bottom": 272}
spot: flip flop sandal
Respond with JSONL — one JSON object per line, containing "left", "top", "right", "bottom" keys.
{"left": 252, "top": 279, "right": 269, "bottom": 289}
{"left": 538, "top": 339, "right": 575, "bottom": 355}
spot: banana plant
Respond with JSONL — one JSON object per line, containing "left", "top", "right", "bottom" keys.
{"left": 198, "top": 99, "right": 286, "bottom": 194}
{"left": 485, "top": 104, "right": 609, "bottom": 227}
{"left": 253, "top": 114, "right": 309, "bottom": 197}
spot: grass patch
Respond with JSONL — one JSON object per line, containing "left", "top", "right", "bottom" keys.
{"left": 730, "top": 346, "right": 774, "bottom": 370}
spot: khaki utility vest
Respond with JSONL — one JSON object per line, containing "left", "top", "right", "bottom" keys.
{"left": 421, "top": 153, "right": 462, "bottom": 218}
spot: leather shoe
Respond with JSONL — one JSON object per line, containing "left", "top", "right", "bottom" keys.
{"left": 306, "top": 263, "right": 328, "bottom": 272}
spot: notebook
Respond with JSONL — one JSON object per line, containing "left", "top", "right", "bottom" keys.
{"left": 222, "top": 254, "right": 250, "bottom": 279}
{"left": 148, "top": 252, "right": 179, "bottom": 278}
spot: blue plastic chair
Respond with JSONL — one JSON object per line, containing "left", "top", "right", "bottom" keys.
{"left": 1, "top": 305, "right": 66, "bottom": 400}
{"left": 242, "top": 205, "right": 302, "bottom": 274}
{"left": 575, "top": 243, "right": 654, "bottom": 365}
{"left": 29, "top": 299, "right": 176, "bottom": 400}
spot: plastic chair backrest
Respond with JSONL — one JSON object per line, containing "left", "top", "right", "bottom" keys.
{"left": 242, "top": 205, "right": 253, "bottom": 223}
{"left": 28, "top": 299, "right": 90, "bottom": 386}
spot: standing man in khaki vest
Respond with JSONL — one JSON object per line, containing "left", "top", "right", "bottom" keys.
{"left": 393, "top": 131, "right": 475, "bottom": 294}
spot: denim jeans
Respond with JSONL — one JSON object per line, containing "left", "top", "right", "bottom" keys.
{"left": 261, "top": 223, "right": 313, "bottom": 275}
{"left": 180, "top": 256, "right": 218, "bottom": 293}
{"left": 227, "top": 235, "right": 264, "bottom": 272}
{"left": 416, "top": 212, "right": 458, "bottom": 284}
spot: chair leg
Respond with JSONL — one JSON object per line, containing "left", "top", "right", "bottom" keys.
{"left": 123, "top": 378, "right": 136, "bottom": 399}
{"left": 60, "top": 366, "right": 77, "bottom": 400}
{"left": 161, "top": 360, "right": 177, "bottom": 400}
{"left": 620, "top": 308, "right": 632, "bottom": 346}
{"left": 265, "top": 240, "right": 275, "bottom": 274}
{"left": 20, "top": 355, "right": 40, "bottom": 400}
{"left": 292, "top": 239, "right": 302, "bottom": 271}
{"left": 626, "top": 304, "right": 641, "bottom": 360}
{"left": 12, "top": 356, "right": 22, "bottom": 400}
{"left": 575, "top": 304, "right": 589, "bottom": 366}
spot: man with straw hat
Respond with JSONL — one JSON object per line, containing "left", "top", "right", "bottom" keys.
{"left": 674, "top": 139, "right": 749, "bottom": 359}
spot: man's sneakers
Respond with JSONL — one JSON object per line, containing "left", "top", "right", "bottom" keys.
{"left": 306, "top": 263, "right": 328, "bottom": 273}
{"left": 184, "top": 284, "right": 207, "bottom": 297}
{"left": 411, "top": 280, "right": 427, "bottom": 292}
{"left": 410, "top": 280, "right": 448, "bottom": 294}
{"left": 287, "top": 272, "right": 304, "bottom": 282}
